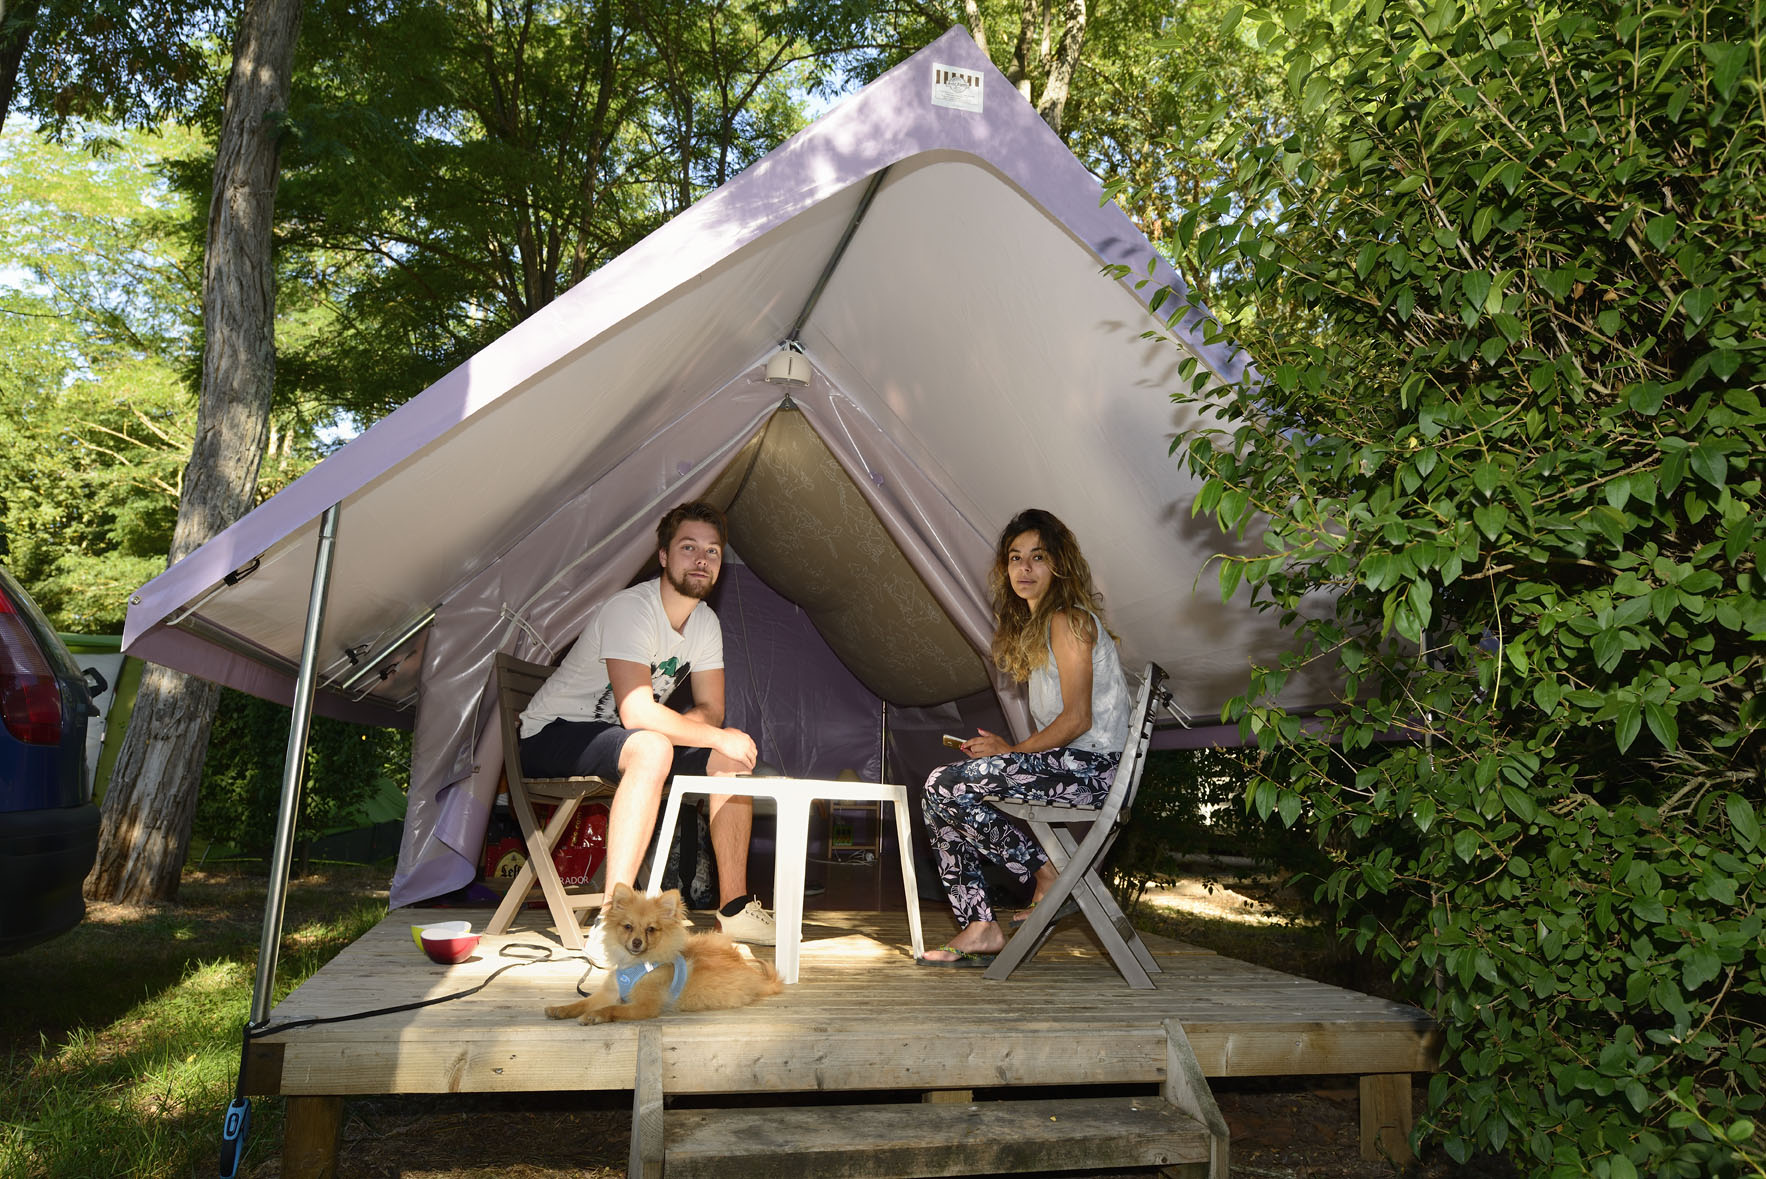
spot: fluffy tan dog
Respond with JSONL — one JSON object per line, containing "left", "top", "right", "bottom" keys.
{"left": 544, "top": 883, "right": 782, "bottom": 1024}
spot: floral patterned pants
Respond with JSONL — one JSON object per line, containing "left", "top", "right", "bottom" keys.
{"left": 921, "top": 747, "right": 1119, "bottom": 928}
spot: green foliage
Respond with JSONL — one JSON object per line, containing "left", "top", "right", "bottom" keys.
{"left": 0, "top": 124, "right": 200, "bottom": 628}
{"left": 1150, "top": 0, "right": 1766, "bottom": 1173}
{"left": 260, "top": 0, "right": 857, "bottom": 421}
{"left": 194, "top": 687, "right": 412, "bottom": 860}
{"left": 2, "top": 0, "right": 223, "bottom": 134}
{"left": 1108, "top": 747, "right": 1334, "bottom": 909}
{"left": 0, "top": 123, "right": 349, "bottom": 629}
{"left": 1078, "top": 0, "right": 1301, "bottom": 264}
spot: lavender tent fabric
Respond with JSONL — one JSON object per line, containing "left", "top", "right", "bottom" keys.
{"left": 119, "top": 27, "right": 1328, "bottom": 908}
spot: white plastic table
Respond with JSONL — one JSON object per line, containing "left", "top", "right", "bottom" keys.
{"left": 642, "top": 775, "right": 925, "bottom": 983}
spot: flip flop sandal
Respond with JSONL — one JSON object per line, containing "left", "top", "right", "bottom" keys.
{"left": 1009, "top": 898, "right": 1080, "bottom": 928}
{"left": 916, "top": 944, "right": 996, "bottom": 968}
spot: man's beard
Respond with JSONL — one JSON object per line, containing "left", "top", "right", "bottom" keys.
{"left": 667, "top": 567, "right": 714, "bottom": 600}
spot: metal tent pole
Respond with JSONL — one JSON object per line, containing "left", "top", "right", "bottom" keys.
{"left": 248, "top": 503, "right": 340, "bottom": 1024}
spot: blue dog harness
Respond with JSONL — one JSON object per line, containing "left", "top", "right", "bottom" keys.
{"left": 614, "top": 953, "right": 690, "bottom": 1005}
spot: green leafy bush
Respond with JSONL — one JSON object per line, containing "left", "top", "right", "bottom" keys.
{"left": 1147, "top": 0, "right": 1766, "bottom": 1173}
{"left": 1108, "top": 747, "right": 1334, "bottom": 906}
{"left": 194, "top": 688, "right": 410, "bottom": 862}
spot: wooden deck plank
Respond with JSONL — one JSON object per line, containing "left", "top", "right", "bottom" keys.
{"left": 249, "top": 906, "right": 1440, "bottom": 1099}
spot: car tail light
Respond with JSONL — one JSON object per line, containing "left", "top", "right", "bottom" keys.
{"left": 0, "top": 581, "right": 63, "bottom": 745}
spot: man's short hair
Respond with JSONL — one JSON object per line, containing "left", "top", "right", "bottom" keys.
{"left": 657, "top": 501, "right": 728, "bottom": 550}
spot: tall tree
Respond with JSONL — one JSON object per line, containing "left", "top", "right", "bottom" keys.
{"left": 840, "top": 0, "right": 1094, "bottom": 134}
{"left": 89, "top": 0, "right": 304, "bottom": 902}
{"left": 960, "top": 0, "right": 1086, "bottom": 132}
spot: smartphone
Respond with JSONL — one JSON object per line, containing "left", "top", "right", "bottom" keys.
{"left": 941, "top": 734, "right": 966, "bottom": 750}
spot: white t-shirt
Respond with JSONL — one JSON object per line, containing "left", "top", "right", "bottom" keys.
{"left": 518, "top": 579, "right": 724, "bottom": 737}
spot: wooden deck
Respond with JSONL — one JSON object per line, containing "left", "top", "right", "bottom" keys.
{"left": 248, "top": 901, "right": 1439, "bottom": 1174}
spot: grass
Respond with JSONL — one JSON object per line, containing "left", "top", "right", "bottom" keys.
{"left": 0, "top": 866, "right": 388, "bottom": 1179}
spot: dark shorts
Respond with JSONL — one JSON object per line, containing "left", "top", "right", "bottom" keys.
{"left": 520, "top": 719, "right": 713, "bottom": 783}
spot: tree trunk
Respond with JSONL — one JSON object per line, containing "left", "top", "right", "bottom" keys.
{"left": 1034, "top": 0, "right": 1086, "bottom": 135}
{"left": 961, "top": 0, "right": 989, "bottom": 56}
{"left": 87, "top": 0, "right": 305, "bottom": 904}
{"left": 1007, "top": 0, "right": 1037, "bottom": 98}
{"left": 0, "top": 0, "right": 44, "bottom": 132}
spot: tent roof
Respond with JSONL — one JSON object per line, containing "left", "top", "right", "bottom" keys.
{"left": 122, "top": 27, "right": 1318, "bottom": 730}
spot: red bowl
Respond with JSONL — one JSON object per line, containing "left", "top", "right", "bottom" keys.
{"left": 421, "top": 930, "right": 481, "bottom": 964}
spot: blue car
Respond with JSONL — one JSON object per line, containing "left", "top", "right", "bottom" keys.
{"left": 0, "top": 563, "right": 104, "bottom": 955}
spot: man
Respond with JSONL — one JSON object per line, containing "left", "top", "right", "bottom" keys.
{"left": 517, "top": 501, "right": 774, "bottom": 964}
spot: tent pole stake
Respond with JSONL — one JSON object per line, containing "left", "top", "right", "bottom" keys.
{"left": 248, "top": 501, "right": 342, "bottom": 1025}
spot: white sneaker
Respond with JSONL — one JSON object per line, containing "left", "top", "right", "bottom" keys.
{"left": 583, "top": 917, "right": 614, "bottom": 969}
{"left": 717, "top": 898, "right": 776, "bottom": 945}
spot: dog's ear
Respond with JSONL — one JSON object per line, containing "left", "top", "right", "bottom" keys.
{"left": 656, "top": 889, "right": 683, "bottom": 920}
{"left": 609, "top": 881, "right": 635, "bottom": 909}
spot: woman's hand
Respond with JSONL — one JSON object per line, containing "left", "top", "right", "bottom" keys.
{"left": 962, "top": 729, "right": 1012, "bottom": 758}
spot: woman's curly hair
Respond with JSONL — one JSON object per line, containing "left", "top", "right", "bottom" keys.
{"left": 987, "top": 508, "right": 1112, "bottom": 682}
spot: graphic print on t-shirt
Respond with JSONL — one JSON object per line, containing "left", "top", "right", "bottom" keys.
{"left": 650, "top": 656, "right": 691, "bottom": 705}
{"left": 589, "top": 657, "right": 693, "bottom": 724}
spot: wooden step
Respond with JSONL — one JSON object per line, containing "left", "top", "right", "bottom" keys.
{"left": 660, "top": 1094, "right": 1213, "bottom": 1178}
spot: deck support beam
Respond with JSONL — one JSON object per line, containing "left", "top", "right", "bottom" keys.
{"left": 1359, "top": 1073, "right": 1414, "bottom": 1163}
{"left": 631, "top": 1027, "right": 665, "bottom": 1178}
{"left": 282, "top": 1095, "right": 343, "bottom": 1179}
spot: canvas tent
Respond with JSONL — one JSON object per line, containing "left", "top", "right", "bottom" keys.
{"left": 122, "top": 27, "right": 1324, "bottom": 911}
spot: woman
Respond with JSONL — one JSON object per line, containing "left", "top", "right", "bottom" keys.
{"left": 918, "top": 508, "right": 1132, "bottom": 966}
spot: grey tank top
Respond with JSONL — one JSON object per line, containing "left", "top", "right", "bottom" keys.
{"left": 1027, "top": 610, "right": 1132, "bottom": 755}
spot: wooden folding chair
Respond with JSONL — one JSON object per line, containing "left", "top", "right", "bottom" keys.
{"left": 484, "top": 653, "right": 617, "bottom": 950}
{"left": 983, "top": 662, "right": 1171, "bottom": 988}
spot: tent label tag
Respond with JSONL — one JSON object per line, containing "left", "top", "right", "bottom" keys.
{"left": 931, "top": 64, "right": 983, "bottom": 113}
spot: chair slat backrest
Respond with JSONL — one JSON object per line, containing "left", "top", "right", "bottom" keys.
{"left": 1115, "top": 662, "right": 1168, "bottom": 821}
{"left": 495, "top": 652, "right": 612, "bottom": 797}
{"left": 496, "top": 653, "right": 550, "bottom": 783}
{"left": 986, "top": 661, "right": 1167, "bottom": 827}
{"left": 1089, "top": 662, "right": 1167, "bottom": 860}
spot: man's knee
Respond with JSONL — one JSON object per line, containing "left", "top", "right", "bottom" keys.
{"left": 619, "top": 729, "right": 674, "bottom": 778}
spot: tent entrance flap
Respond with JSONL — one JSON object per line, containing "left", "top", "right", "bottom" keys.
{"left": 706, "top": 405, "right": 989, "bottom": 708}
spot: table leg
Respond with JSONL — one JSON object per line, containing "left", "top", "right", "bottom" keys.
{"left": 889, "top": 797, "right": 925, "bottom": 960}
{"left": 771, "top": 797, "right": 810, "bottom": 984}
{"left": 643, "top": 788, "right": 693, "bottom": 895}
